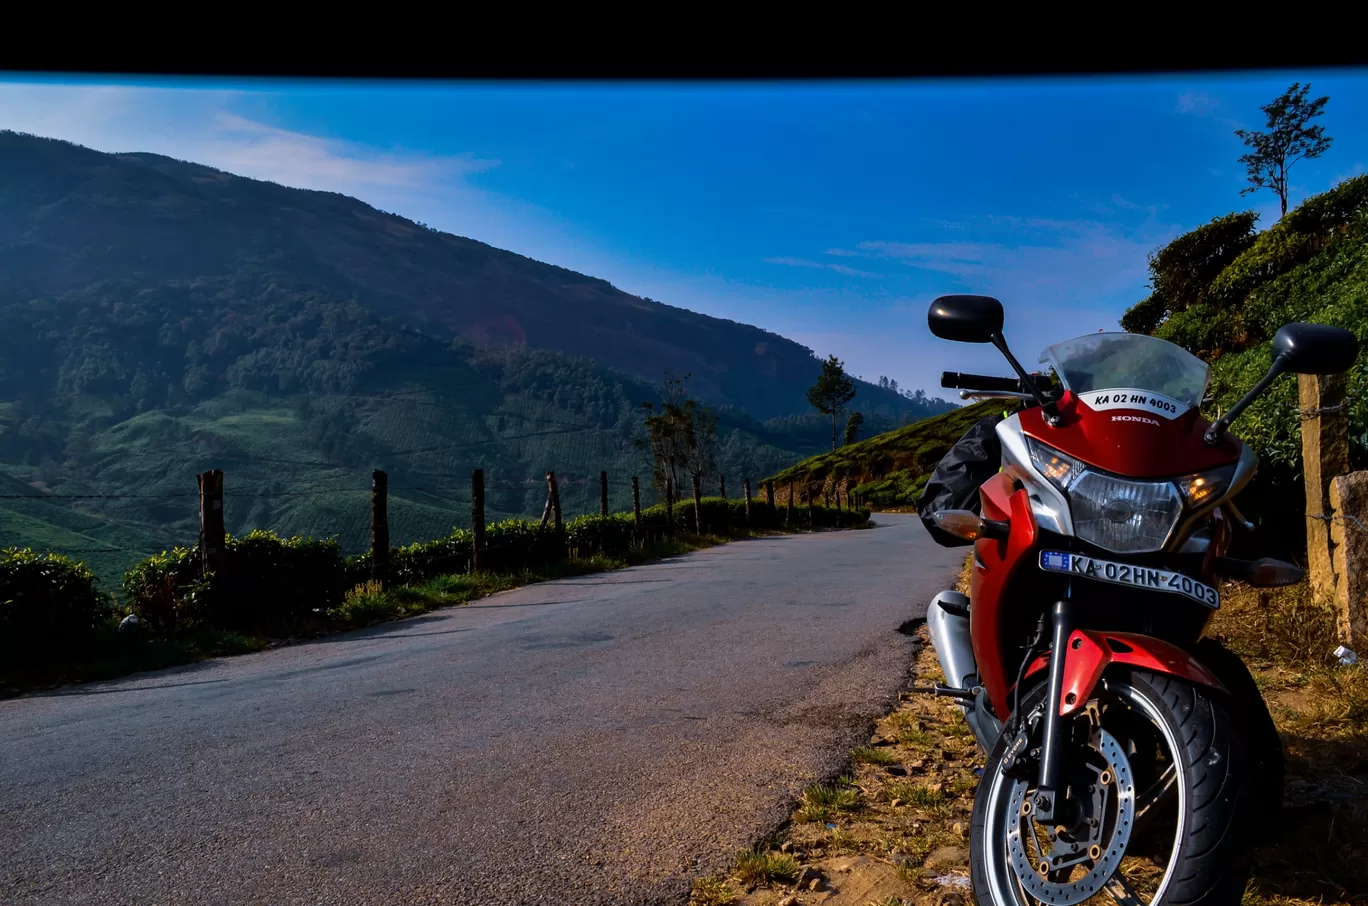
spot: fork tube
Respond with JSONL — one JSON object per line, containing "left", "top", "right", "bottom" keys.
{"left": 1032, "top": 597, "right": 1073, "bottom": 823}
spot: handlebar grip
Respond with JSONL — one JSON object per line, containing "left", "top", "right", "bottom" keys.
{"left": 940, "top": 371, "right": 1025, "bottom": 393}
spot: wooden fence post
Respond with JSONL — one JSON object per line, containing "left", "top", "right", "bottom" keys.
{"left": 538, "top": 472, "right": 554, "bottom": 532}
{"left": 197, "top": 469, "right": 225, "bottom": 577}
{"left": 692, "top": 473, "right": 703, "bottom": 535}
{"left": 1301, "top": 373, "right": 1350, "bottom": 602}
{"left": 786, "top": 481, "right": 794, "bottom": 526}
{"left": 666, "top": 475, "right": 675, "bottom": 535}
{"left": 631, "top": 476, "right": 642, "bottom": 536}
{"left": 807, "top": 484, "right": 816, "bottom": 531}
{"left": 599, "top": 470, "right": 609, "bottom": 516}
{"left": 548, "top": 470, "right": 563, "bottom": 534}
{"left": 765, "top": 479, "right": 775, "bottom": 511}
{"left": 371, "top": 469, "right": 389, "bottom": 588}
{"left": 743, "top": 478, "right": 752, "bottom": 528}
{"left": 472, "top": 468, "right": 486, "bottom": 572}
{"left": 1330, "top": 472, "right": 1368, "bottom": 648}
{"left": 719, "top": 475, "right": 726, "bottom": 499}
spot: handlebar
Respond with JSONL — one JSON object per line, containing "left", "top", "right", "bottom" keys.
{"left": 941, "top": 371, "right": 1030, "bottom": 393}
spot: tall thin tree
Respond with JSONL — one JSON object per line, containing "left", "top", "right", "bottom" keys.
{"left": 807, "top": 355, "right": 857, "bottom": 451}
{"left": 1235, "top": 82, "right": 1333, "bottom": 219}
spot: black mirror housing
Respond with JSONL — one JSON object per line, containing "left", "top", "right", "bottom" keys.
{"left": 928, "top": 295, "right": 1004, "bottom": 344}
{"left": 1272, "top": 322, "right": 1359, "bottom": 375}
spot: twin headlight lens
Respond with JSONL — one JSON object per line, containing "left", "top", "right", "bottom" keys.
{"left": 1026, "top": 437, "right": 1237, "bottom": 554}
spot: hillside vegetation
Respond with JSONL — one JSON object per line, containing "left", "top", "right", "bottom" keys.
{"left": 766, "top": 401, "right": 1000, "bottom": 509}
{"left": 1122, "top": 174, "right": 1368, "bottom": 554}
{"left": 0, "top": 130, "right": 953, "bottom": 583}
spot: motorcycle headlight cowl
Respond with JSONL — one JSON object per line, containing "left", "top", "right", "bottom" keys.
{"left": 1025, "top": 437, "right": 1185, "bottom": 554}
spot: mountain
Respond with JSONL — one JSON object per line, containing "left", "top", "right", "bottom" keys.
{"left": 0, "top": 130, "right": 956, "bottom": 584}
{"left": 0, "top": 130, "right": 929, "bottom": 421}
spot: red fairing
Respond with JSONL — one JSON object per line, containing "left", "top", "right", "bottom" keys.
{"left": 970, "top": 472, "right": 1038, "bottom": 720}
{"left": 1017, "top": 390, "right": 1243, "bottom": 478}
{"left": 1023, "top": 630, "right": 1227, "bottom": 717}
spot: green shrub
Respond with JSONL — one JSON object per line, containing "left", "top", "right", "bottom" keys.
{"left": 211, "top": 530, "right": 345, "bottom": 632}
{"left": 122, "top": 545, "right": 200, "bottom": 631}
{"left": 0, "top": 548, "right": 113, "bottom": 665}
{"left": 328, "top": 579, "right": 399, "bottom": 627}
{"left": 565, "top": 513, "right": 636, "bottom": 557}
{"left": 122, "top": 530, "right": 346, "bottom": 635}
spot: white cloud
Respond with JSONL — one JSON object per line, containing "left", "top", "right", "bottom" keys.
{"left": 762, "top": 256, "right": 881, "bottom": 279}
{"left": 1174, "top": 89, "right": 1245, "bottom": 130}
{"left": 205, "top": 112, "right": 499, "bottom": 194}
{"left": 1177, "top": 90, "right": 1219, "bottom": 116}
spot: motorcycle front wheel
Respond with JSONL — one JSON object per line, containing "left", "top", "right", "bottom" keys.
{"left": 970, "top": 669, "right": 1254, "bottom": 906}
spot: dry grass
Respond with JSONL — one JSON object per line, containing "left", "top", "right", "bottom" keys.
{"left": 690, "top": 875, "right": 741, "bottom": 906}
{"left": 1205, "top": 577, "right": 1368, "bottom": 905}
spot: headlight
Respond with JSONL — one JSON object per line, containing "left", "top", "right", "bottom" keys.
{"left": 1025, "top": 437, "right": 1184, "bottom": 554}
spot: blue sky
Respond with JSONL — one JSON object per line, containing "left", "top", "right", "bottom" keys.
{"left": 2, "top": 70, "right": 1366, "bottom": 401}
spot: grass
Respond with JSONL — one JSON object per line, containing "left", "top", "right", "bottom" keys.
{"left": 689, "top": 875, "right": 741, "bottom": 906}
{"left": 1202, "top": 576, "right": 1368, "bottom": 905}
{"left": 850, "top": 745, "right": 899, "bottom": 766}
{"left": 733, "top": 845, "right": 801, "bottom": 888}
{"left": 796, "top": 779, "right": 862, "bottom": 823}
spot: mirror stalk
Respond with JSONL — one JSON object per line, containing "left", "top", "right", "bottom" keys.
{"left": 990, "top": 332, "right": 1059, "bottom": 426}
{"left": 1203, "top": 356, "right": 1288, "bottom": 445}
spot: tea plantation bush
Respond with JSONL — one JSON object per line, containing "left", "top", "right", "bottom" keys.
{"left": 123, "top": 530, "right": 344, "bottom": 634}
{"left": 0, "top": 548, "right": 114, "bottom": 666}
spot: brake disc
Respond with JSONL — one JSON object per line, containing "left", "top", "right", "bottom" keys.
{"left": 1004, "top": 727, "right": 1136, "bottom": 905}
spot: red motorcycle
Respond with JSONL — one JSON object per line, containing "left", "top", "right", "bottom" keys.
{"left": 916, "top": 294, "right": 1358, "bottom": 906}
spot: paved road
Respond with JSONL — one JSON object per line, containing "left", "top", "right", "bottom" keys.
{"left": 0, "top": 514, "right": 963, "bottom": 906}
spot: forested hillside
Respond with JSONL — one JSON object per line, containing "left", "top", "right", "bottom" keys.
{"left": 0, "top": 130, "right": 954, "bottom": 583}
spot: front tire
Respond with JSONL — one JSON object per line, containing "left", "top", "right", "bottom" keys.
{"left": 970, "top": 669, "right": 1254, "bottom": 906}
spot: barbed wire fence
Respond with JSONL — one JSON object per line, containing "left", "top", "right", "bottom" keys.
{"left": 0, "top": 459, "right": 866, "bottom": 585}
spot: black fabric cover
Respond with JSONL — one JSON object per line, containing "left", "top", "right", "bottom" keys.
{"left": 917, "top": 413, "right": 1006, "bottom": 547}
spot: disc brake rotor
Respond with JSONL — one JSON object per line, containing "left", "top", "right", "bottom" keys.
{"left": 1004, "top": 727, "right": 1136, "bottom": 905}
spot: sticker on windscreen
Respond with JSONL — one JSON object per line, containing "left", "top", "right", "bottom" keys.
{"left": 1077, "top": 389, "right": 1187, "bottom": 420}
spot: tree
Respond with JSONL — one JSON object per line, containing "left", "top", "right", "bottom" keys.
{"left": 807, "top": 355, "right": 857, "bottom": 451}
{"left": 1235, "top": 82, "right": 1333, "bottom": 219}
{"left": 636, "top": 372, "right": 719, "bottom": 500}
{"left": 843, "top": 411, "right": 864, "bottom": 446}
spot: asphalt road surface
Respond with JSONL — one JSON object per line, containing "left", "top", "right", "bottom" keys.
{"left": 1, "top": 514, "right": 964, "bottom": 906}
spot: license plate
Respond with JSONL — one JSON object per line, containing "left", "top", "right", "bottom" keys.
{"left": 1038, "top": 550, "right": 1219, "bottom": 609}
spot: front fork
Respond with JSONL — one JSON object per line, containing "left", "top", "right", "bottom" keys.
{"left": 1032, "top": 598, "right": 1074, "bottom": 824}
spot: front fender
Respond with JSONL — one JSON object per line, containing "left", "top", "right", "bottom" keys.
{"left": 1024, "top": 630, "right": 1227, "bottom": 718}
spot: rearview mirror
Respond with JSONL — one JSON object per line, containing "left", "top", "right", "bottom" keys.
{"left": 1272, "top": 322, "right": 1360, "bottom": 374}
{"left": 1205, "top": 321, "right": 1361, "bottom": 445}
{"left": 928, "top": 295, "right": 1004, "bottom": 344}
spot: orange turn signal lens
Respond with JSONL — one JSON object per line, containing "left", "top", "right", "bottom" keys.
{"left": 933, "top": 510, "right": 987, "bottom": 540}
{"left": 932, "top": 510, "right": 1011, "bottom": 541}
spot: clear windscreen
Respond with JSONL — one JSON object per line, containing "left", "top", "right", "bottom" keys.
{"left": 1039, "top": 333, "right": 1210, "bottom": 409}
